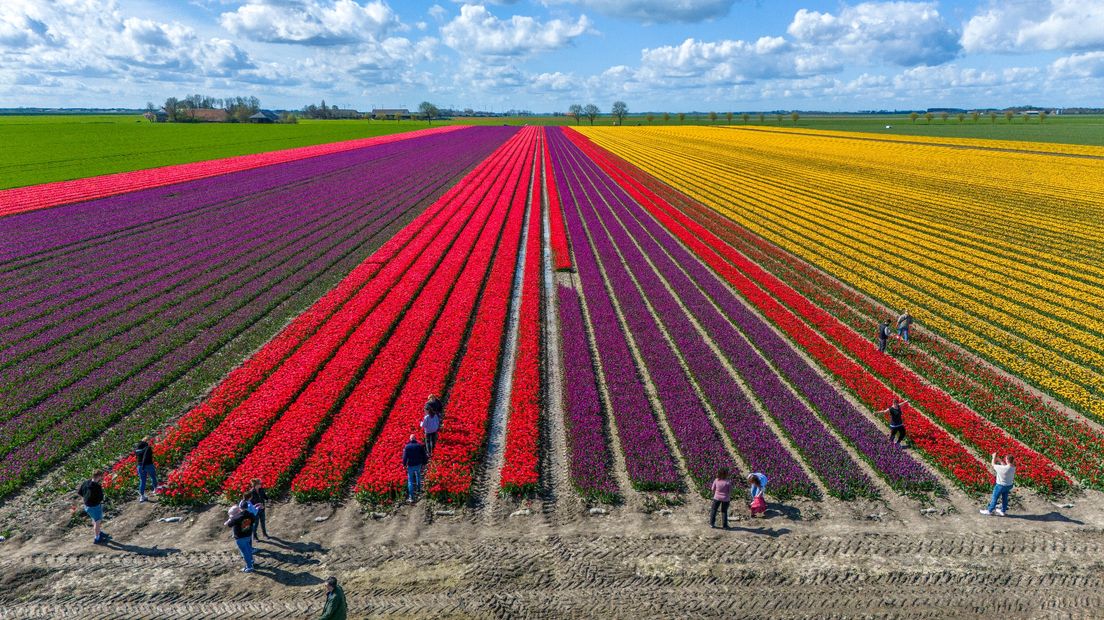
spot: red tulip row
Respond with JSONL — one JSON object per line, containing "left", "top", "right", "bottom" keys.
{"left": 103, "top": 161, "right": 466, "bottom": 494}
{"left": 545, "top": 136, "right": 572, "bottom": 272}
{"left": 290, "top": 128, "right": 537, "bottom": 501}
{"left": 0, "top": 126, "right": 466, "bottom": 218}
{"left": 499, "top": 136, "right": 545, "bottom": 495}
{"left": 569, "top": 130, "right": 1069, "bottom": 493}
{"left": 358, "top": 127, "right": 536, "bottom": 502}
{"left": 154, "top": 131, "right": 524, "bottom": 502}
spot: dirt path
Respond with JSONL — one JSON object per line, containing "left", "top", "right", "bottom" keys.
{"left": 1, "top": 487, "right": 1102, "bottom": 618}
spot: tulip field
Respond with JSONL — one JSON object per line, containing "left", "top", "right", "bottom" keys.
{"left": 1, "top": 122, "right": 1100, "bottom": 510}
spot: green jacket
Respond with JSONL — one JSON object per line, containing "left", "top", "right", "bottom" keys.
{"left": 320, "top": 584, "right": 347, "bottom": 620}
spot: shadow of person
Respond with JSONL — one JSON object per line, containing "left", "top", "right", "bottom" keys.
{"left": 263, "top": 536, "right": 326, "bottom": 554}
{"left": 759, "top": 504, "right": 802, "bottom": 521}
{"left": 725, "top": 526, "right": 791, "bottom": 538}
{"left": 101, "top": 540, "right": 181, "bottom": 557}
{"left": 254, "top": 546, "right": 321, "bottom": 566}
{"left": 1003, "top": 511, "right": 1084, "bottom": 525}
{"left": 251, "top": 564, "right": 324, "bottom": 587}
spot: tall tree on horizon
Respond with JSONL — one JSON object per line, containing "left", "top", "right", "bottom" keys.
{"left": 611, "top": 101, "right": 628, "bottom": 126}
{"left": 569, "top": 104, "right": 583, "bottom": 125}
{"left": 584, "top": 103, "right": 600, "bottom": 125}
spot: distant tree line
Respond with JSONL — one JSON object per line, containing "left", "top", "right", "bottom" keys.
{"left": 302, "top": 99, "right": 344, "bottom": 119}
{"left": 149, "top": 94, "right": 264, "bottom": 123}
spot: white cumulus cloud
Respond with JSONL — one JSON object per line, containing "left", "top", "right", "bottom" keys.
{"left": 787, "top": 2, "right": 960, "bottom": 66}
{"left": 961, "top": 0, "right": 1104, "bottom": 54}
{"left": 220, "top": 0, "right": 401, "bottom": 46}
{"left": 549, "top": 0, "right": 736, "bottom": 24}
{"left": 1051, "top": 51, "right": 1104, "bottom": 78}
{"left": 441, "top": 4, "right": 592, "bottom": 57}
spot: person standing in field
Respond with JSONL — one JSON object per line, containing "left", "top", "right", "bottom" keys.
{"left": 709, "top": 468, "right": 733, "bottom": 529}
{"left": 319, "top": 576, "right": 348, "bottom": 620}
{"left": 747, "top": 472, "right": 768, "bottom": 518}
{"left": 877, "top": 319, "right": 892, "bottom": 353}
{"left": 421, "top": 396, "right": 443, "bottom": 457}
{"left": 248, "top": 478, "right": 269, "bottom": 541}
{"left": 77, "top": 470, "right": 108, "bottom": 544}
{"left": 402, "top": 434, "right": 428, "bottom": 503}
{"left": 875, "top": 398, "right": 911, "bottom": 446}
{"left": 896, "top": 310, "right": 914, "bottom": 343}
{"left": 226, "top": 501, "right": 257, "bottom": 573}
{"left": 134, "top": 436, "right": 158, "bottom": 502}
{"left": 980, "top": 453, "right": 1016, "bottom": 517}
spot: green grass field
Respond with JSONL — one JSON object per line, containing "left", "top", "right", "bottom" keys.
{"left": 458, "top": 114, "right": 1104, "bottom": 146}
{"left": 0, "top": 116, "right": 440, "bottom": 190}
{"left": 2, "top": 113, "right": 1101, "bottom": 190}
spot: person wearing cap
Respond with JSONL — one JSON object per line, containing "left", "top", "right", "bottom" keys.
{"left": 402, "top": 434, "right": 428, "bottom": 503}
{"left": 319, "top": 576, "right": 347, "bottom": 620}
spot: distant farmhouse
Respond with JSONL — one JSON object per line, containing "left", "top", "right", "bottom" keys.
{"left": 188, "top": 108, "right": 229, "bottom": 122}
{"left": 372, "top": 108, "right": 412, "bottom": 120}
{"left": 248, "top": 110, "right": 280, "bottom": 123}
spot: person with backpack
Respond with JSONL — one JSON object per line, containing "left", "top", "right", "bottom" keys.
{"left": 747, "top": 472, "right": 768, "bottom": 518}
{"left": 709, "top": 468, "right": 733, "bottom": 529}
{"left": 319, "top": 576, "right": 348, "bottom": 620}
{"left": 402, "top": 434, "right": 428, "bottom": 503}
{"left": 877, "top": 319, "right": 892, "bottom": 353}
{"left": 226, "top": 498, "right": 258, "bottom": 573}
{"left": 875, "top": 398, "right": 911, "bottom": 446}
{"left": 248, "top": 478, "right": 269, "bottom": 541}
{"left": 77, "top": 470, "right": 108, "bottom": 544}
{"left": 134, "top": 436, "right": 158, "bottom": 502}
{"left": 421, "top": 397, "right": 442, "bottom": 457}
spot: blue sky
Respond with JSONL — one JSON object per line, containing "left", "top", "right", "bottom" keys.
{"left": 2, "top": 0, "right": 1103, "bottom": 111}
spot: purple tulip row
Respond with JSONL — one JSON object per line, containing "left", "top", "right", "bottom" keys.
{"left": 550, "top": 138, "right": 683, "bottom": 492}
{"left": 565, "top": 134, "right": 940, "bottom": 495}
{"left": 0, "top": 127, "right": 515, "bottom": 498}
{"left": 550, "top": 130, "right": 818, "bottom": 499}
{"left": 0, "top": 133, "right": 488, "bottom": 433}
{"left": 557, "top": 284, "right": 620, "bottom": 500}
{"left": 0, "top": 140, "right": 402, "bottom": 263}
{"left": 554, "top": 141, "right": 742, "bottom": 495}
{"left": 0, "top": 135, "right": 449, "bottom": 350}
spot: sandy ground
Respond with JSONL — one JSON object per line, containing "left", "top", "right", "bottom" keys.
{"left": 1, "top": 484, "right": 1102, "bottom": 619}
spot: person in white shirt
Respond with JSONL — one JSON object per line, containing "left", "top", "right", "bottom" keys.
{"left": 980, "top": 453, "right": 1015, "bottom": 516}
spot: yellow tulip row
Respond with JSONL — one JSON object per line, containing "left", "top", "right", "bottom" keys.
{"left": 731, "top": 125, "right": 1104, "bottom": 158}
{"left": 579, "top": 126, "right": 1104, "bottom": 419}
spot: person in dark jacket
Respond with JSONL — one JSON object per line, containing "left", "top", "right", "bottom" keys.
{"left": 402, "top": 434, "right": 428, "bottom": 503}
{"left": 877, "top": 320, "right": 891, "bottom": 353}
{"left": 876, "top": 398, "right": 911, "bottom": 446}
{"left": 320, "top": 576, "right": 347, "bottom": 620}
{"left": 134, "top": 436, "right": 158, "bottom": 502}
{"left": 77, "top": 470, "right": 108, "bottom": 544}
{"left": 248, "top": 478, "right": 269, "bottom": 540}
{"left": 424, "top": 394, "right": 444, "bottom": 418}
{"left": 226, "top": 500, "right": 258, "bottom": 573}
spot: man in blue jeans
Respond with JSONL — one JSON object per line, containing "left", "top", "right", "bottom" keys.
{"left": 134, "top": 437, "right": 158, "bottom": 502}
{"left": 896, "top": 310, "right": 913, "bottom": 343}
{"left": 980, "top": 453, "right": 1015, "bottom": 516}
{"left": 402, "top": 434, "right": 428, "bottom": 503}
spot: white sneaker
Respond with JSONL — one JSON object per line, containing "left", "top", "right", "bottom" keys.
{"left": 139, "top": 495, "right": 147, "bottom": 502}
{"left": 994, "top": 509, "right": 1005, "bottom": 517}
{"left": 979, "top": 509, "right": 991, "bottom": 515}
